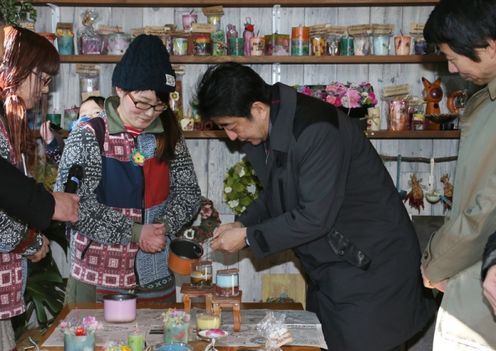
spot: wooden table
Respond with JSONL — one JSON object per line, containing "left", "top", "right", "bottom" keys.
{"left": 38, "top": 302, "right": 321, "bottom": 351}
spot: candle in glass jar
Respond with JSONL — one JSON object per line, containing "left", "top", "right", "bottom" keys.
{"left": 215, "top": 268, "right": 239, "bottom": 297}
{"left": 394, "top": 35, "right": 412, "bottom": 55}
{"left": 128, "top": 330, "right": 145, "bottom": 351}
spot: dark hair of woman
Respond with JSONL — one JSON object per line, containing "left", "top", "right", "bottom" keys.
{"left": 195, "top": 62, "right": 272, "bottom": 120}
{"left": 142, "top": 89, "right": 181, "bottom": 163}
{"left": 424, "top": 0, "right": 496, "bottom": 62}
{"left": 0, "top": 26, "right": 59, "bottom": 164}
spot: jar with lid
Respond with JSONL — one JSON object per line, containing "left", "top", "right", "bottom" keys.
{"left": 107, "top": 32, "right": 132, "bottom": 55}
{"left": 310, "top": 29, "right": 326, "bottom": 56}
{"left": 326, "top": 34, "right": 340, "bottom": 56}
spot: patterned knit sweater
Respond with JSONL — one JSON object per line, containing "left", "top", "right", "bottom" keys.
{"left": 55, "top": 97, "right": 201, "bottom": 289}
{"left": 0, "top": 112, "right": 44, "bottom": 318}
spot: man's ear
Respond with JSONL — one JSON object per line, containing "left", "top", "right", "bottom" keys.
{"left": 486, "top": 39, "right": 496, "bottom": 58}
{"left": 251, "top": 101, "right": 270, "bottom": 120}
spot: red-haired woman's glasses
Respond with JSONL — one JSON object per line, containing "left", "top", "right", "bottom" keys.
{"left": 32, "top": 71, "right": 52, "bottom": 87}
{"left": 127, "top": 93, "right": 168, "bottom": 112}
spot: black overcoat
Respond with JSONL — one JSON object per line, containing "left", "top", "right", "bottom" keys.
{"left": 239, "top": 83, "right": 435, "bottom": 351}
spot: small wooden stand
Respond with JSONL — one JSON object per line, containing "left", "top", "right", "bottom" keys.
{"left": 210, "top": 291, "right": 242, "bottom": 332}
{"left": 180, "top": 283, "right": 215, "bottom": 313}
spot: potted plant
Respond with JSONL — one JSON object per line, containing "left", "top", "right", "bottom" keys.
{"left": 0, "top": 0, "right": 37, "bottom": 26}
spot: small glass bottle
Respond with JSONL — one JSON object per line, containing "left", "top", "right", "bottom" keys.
{"left": 243, "top": 20, "right": 254, "bottom": 56}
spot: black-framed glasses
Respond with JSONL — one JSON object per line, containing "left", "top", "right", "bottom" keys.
{"left": 31, "top": 70, "right": 52, "bottom": 87}
{"left": 127, "top": 93, "right": 168, "bottom": 112}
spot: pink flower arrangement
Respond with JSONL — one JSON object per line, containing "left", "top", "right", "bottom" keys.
{"left": 325, "top": 82, "right": 377, "bottom": 109}
{"left": 60, "top": 315, "right": 102, "bottom": 336}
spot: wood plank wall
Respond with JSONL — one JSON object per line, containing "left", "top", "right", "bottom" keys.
{"left": 35, "top": 5, "right": 463, "bottom": 302}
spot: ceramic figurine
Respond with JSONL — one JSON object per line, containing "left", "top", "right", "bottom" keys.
{"left": 422, "top": 77, "right": 443, "bottom": 115}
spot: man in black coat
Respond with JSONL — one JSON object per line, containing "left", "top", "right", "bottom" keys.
{"left": 196, "top": 63, "right": 436, "bottom": 351}
{"left": 0, "top": 156, "right": 79, "bottom": 229}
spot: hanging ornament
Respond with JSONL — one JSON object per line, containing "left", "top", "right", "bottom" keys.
{"left": 440, "top": 174, "right": 454, "bottom": 212}
{"left": 404, "top": 174, "right": 425, "bottom": 213}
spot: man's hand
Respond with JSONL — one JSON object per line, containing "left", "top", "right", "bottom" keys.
{"left": 52, "top": 192, "right": 79, "bottom": 223}
{"left": 28, "top": 235, "right": 49, "bottom": 263}
{"left": 139, "top": 223, "right": 166, "bottom": 253}
{"left": 211, "top": 222, "right": 247, "bottom": 253}
{"left": 483, "top": 265, "right": 496, "bottom": 314}
{"left": 421, "top": 264, "right": 448, "bottom": 292}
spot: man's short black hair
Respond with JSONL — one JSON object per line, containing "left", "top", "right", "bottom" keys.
{"left": 424, "top": 0, "right": 496, "bottom": 62}
{"left": 195, "top": 62, "right": 272, "bottom": 121}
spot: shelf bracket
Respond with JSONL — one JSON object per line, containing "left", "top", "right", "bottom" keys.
{"left": 272, "top": 63, "right": 281, "bottom": 83}
{"left": 46, "top": 3, "right": 60, "bottom": 33}
{"left": 272, "top": 4, "right": 281, "bottom": 34}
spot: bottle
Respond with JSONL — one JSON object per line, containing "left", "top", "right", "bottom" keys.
{"left": 243, "top": 19, "right": 254, "bottom": 56}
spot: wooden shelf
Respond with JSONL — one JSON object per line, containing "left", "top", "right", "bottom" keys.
{"left": 33, "top": 0, "right": 439, "bottom": 7}
{"left": 59, "top": 54, "right": 445, "bottom": 64}
{"left": 33, "top": 129, "right": 459, "bottom": 139}
{"left": 365, "top": 130, "right": 460, "bottom": 139}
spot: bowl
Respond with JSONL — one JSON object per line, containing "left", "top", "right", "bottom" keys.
{"left": 103, "top": 293, "right": 137, "bottom": 322}
{"left": 168, "top": 238, "right": 203, "bottom": 275}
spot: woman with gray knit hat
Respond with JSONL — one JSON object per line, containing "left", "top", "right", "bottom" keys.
{"left": 56, "top": 34, "right": 201, "bottom": 303}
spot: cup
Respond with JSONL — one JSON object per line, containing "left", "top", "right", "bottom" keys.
{"left": 394, "top": 35, "right": 412, "bottom": 55}
{"left": 182, "top": 13, "right": 198, "bottom": 31}
{"left": 353, "top": 35, "right": 371, "bottom": 56}
{"left": 196, "top": 313, "right": 221, "bottom": 331}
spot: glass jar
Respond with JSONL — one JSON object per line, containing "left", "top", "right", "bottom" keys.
{"left": 190, "top": 260, "right": 213, "bottom": 287}
{"left": 326, "top": 34, "right": 340, "bottom": 56}
{"left": 353, "top": 34, "right": 371, "bottom": 56}
{"left": 339, "top": 36, "right": 354, "bottom": 56}
{"left": 310, "top": 31, "right": 326, "bottom": 56}
{"left": 172, "top": 33, "right": 189, "bottom": 56}
{"left": 388, "top": 100, "right": 411, "bottom": 131}
{"left": 215, "top": 268, "right": 239, "bottom": 297}
{"left": 191, "top": 32, "right": 212, "bottom": 56}
{"left": 372, "top": 34, "right": 390, "bottom": 55}
{"left": 107, "top": 32, "right": 132, "bottom": 55}
{"left": 207, "top": 15, "right": 222, "bottom": 32}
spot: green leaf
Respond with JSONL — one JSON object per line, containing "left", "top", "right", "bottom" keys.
{"left": 32, "top": 295, "right": 48, "bottom": 326}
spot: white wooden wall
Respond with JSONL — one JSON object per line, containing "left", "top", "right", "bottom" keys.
{"left": 35, "top": 5, "right": 462, "bottom": 302}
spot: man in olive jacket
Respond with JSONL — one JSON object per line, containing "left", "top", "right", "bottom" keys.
{"left": 421, "top": 1, "right": 496, "bottom": 349}
{"left": 196, "top": 63, "right": 435, "bottom": 351}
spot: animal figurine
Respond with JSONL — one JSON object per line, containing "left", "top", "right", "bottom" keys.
{"left": 404, "top": 174, "right": 424, "bottom": 213}
{"left": 440, "top": 174, "right": 454, "bottom": 212}
{"left": 422, "top": 77, "right": 443, "bottom": 116}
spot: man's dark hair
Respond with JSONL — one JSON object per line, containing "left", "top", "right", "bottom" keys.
{"left": 424, "top": 0, "right": 496, "bottom": 62}
{"left": 195, "top": 62, "right": 272, "bottom": 121}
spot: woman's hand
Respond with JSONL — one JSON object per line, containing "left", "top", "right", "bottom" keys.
{"left": 28, "top": 235, "right": 50, "bottom": 263}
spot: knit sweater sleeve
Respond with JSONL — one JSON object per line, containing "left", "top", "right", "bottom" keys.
{"left": 55, "top": 126, "right": 134, "bottom": 244}
{"left": 160, "top": 136, "right": 201, "bottom": 237}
